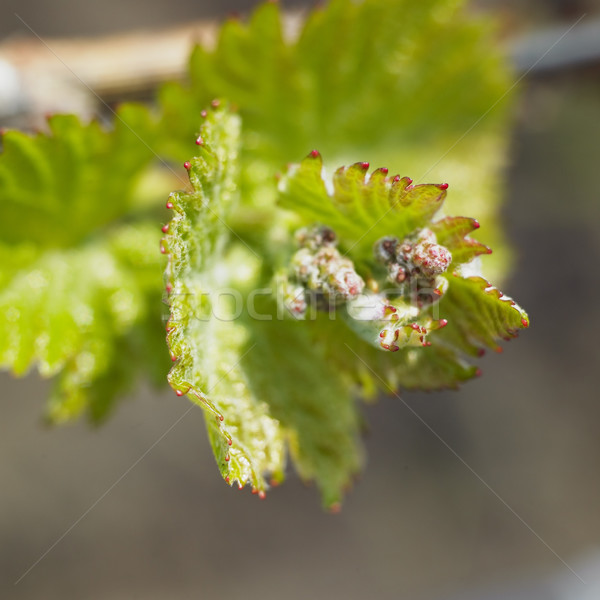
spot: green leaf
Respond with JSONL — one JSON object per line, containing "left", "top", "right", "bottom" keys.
{"left": 0, "top": 0, "right": 528, "bottom": 508}
{"left": 276, "top": 154, "right": 529, "bottom": 394}
{"left": 158, "top": 0, "right": 513, "bottom": 279}
{"left": 279, "top": 151, "right": 449, "bottom": 259}
{"left": 243, "top": 318, "right": 363, "bottom": 507}
{"left": 0, "top": 106, "right": 157, "bottom": 247}
{"left": 161, "top": 0, "right": 509, "bottom": 161}
{"left": 164, "top": 107, "right": 362, "bottom": 505}
{"left": 46, "top": 313, "right": 166, "bottom": 425}
{"left": 164, "top": 106, "right": 286, "bottom": 494}
{"left": 313, "top": 315, "right": 477, "bottom": 394}
{"left": 430, "top": 216, "right": 491, "bottom": 267}
{"left": 0, "top": 106, "right": 168, "bottom": 422}
{"left": 435, "top": 274, "right": 530, "bottom": 356}
{"left": 0, "top": 223, "right": 167, "bottom": 422}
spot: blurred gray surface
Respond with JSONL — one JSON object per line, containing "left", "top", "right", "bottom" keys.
{"left": 0, "top": 0, "right": 308, "bottom": 39}
{"left": 511, "top": 16, "right": 600, "bottom": 73}
{"left": 2, "top": 1, "right": 600, "bottom": 599}
{"left": 440, "top": 552, "right": 600, "bottom": 600}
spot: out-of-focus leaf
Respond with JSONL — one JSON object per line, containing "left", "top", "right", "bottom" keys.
{"left": 159, "top": 0, "right": 513, "bottom": 278}
{"left": 0, "top": 107, "right": 168, "bottom": 422}
{"left": 0, "top": 107, "right": 157, "bottom": 247}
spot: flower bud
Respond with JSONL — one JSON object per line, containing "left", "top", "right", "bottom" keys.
{"left": 412, "top": 241, "right": 452, "bottom": 277}
{"left": 375, "top": 228, "right": 452, "bottom": 305}
{"left": 295, "top": 225, "right": 337, "bottom": 250}
{"left": 374, "top": 237, "right": 398, "bottom": 263}
{"left": 279, "top": 225, "right": 365, "bottom": 318}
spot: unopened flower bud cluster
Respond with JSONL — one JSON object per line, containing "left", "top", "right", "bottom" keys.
{"left": 375, "top": 228, "right": 452, "bottom": 306}
{"left": 281, "top": 226, "right": 365, "bottom": 318}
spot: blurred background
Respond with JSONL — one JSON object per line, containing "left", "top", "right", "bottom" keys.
{"left": 1, "top": 1, "right": 600, "bottom": 599}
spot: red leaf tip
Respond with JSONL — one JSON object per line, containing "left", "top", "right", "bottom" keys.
{"left": 380, "top": 167, "right": 389, "bottom": 175}
{"left": 183, "top": 161, "right": 191, "bottom": 170}
{"left": 175, "top": 389, "right": 183, "bottom": 396}
{"left": 521, "top": 318, "right": 529, "bottom": 328}
{"left": 310, "top": 149, "right": 320, "bottom": 158}
{"left": 472, "top": 220, "right": 480, "bottom": 229}
{"left": 211, "top": 99, "right": 220, "bottom": 108}
{"left": 166, "top": 201, "right": 174, "bottom": 209}
{"left": 195, "top": 136, "right": 204, "bottom": 146}
{"left": 200, "top": 110, "right": 207, "bottom": 118}
{"left": 360, "top": 162, "right": 370, "bottom": 170}
{"left": 161, "top": 224, "right": 169, "bottom": 233}
{"left": 329, "top": 503, "right": 342, "bottom": 514}
{"left": 438, "top": 183, "right": 449, "bottom": 190}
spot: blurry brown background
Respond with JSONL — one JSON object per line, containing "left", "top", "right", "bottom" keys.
{"left": 2, "top": 1, "right": 600, "bottom": 599}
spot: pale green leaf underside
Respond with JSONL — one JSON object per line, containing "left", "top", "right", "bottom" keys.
{"left": 164, "top": 108, "right": 363, "bottom": 505}
{"left": 163, "top": 107, "right": 284, "bottom": 492}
